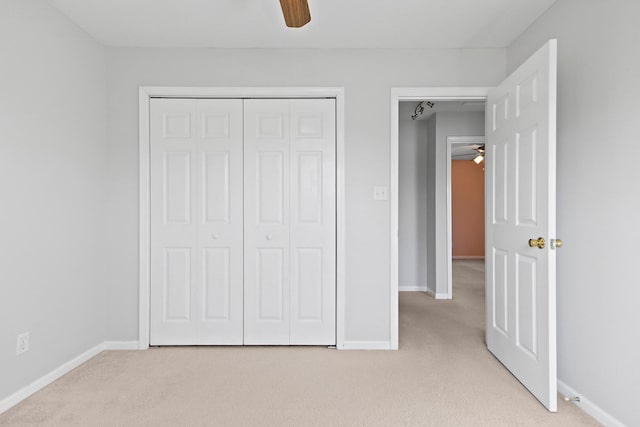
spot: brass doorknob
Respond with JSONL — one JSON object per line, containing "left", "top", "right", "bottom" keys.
{"left": 529, "top": 237, "right": 545, "bottom": 249}
{"left": 555, "top": 239, "right": 563, "bottom": 249}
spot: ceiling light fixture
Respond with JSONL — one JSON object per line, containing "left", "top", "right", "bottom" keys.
{"left": 280, "top": 0, "right": 311, "bottom": 28}
{"left": 411, "top": 101, "right": 435, "bottom": 120}
{"left": 471, "top": 144, "right": 485, "bottom": 164}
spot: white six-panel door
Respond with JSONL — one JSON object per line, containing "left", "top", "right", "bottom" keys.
{"left": 243, "top": 100, "right": 292, "bottom": 344}
{"left": 244, "top": 99, "right": 336, "bottom": 345}
{"left": 289, "top": 100, "right": 336, "bottom": 344}
{"left": 150, "top": 98, "right": 336, "bottom": 346}
{"left": 150, "top": 99, "right": 244, "bottom": 345}
{"left": 485, "top": 40, "right": 557, "bottom": 411}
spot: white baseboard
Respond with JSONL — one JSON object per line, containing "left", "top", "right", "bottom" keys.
{"left": 426, "top": 289, "right": 451, "bottom": 300}
{"left": 557, "top": 380, "right": 626, "bottom": 427}
{"left": 0, "top": 340, "right": 141, "bottom": 415}
{"left": 452, "top": 256, "right": 485, "bottom": 260}
{"left": 103, "top": 341, "right": 140, "bottom": 350}
{"left": 399, "top": 285, "right": 428, "bottom": 292}
{"left": 0, "top": 342, "right": 104, "bottom": 415}
{"left": 341, "top": 341, "right": 391, "bottom": 350}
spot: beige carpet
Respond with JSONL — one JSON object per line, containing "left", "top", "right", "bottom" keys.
{"left": 0, "top": 261, "right": 598, "bottom": 426}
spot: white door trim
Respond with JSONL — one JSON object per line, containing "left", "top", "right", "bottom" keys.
{"left": 390, "top": 87, "right": 490, "bottom": 349}
{"left": 139, "top": 87, "right": 346, "bottom": 350}
{"left": 446, "top": 135, "right": 486, "bottom": 299}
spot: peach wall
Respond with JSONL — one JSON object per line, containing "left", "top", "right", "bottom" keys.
{"left": 451, "top": 160, "right": 485, "bottom": 257}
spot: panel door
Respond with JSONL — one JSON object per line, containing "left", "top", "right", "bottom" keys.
{"left": 243, "top": 99, "right": 336, "bottom": 345}
{"left": 485, "top": 40, "right": 558, "bottom": 410}
{"left": 150, "top": 98, "right": 244, "bottom": 345}
{"left": 243, "top": 100, "right": 291, "bottom": 344}
{"left": 289, "top": 99, "right": 336, "bottom": 344}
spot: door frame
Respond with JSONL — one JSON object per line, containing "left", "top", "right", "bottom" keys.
{"left": 446, "top": 135, "right": 486, "bottom": 299}
{"left": 390, "top": 87, "right": 490, "bottom": 349}
{"left": 138, "top": 87, "right": 346, "bottom": 350}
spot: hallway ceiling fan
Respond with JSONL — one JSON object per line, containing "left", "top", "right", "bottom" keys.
{"left": 280, "top": 0, "right": 311, "bottom": 28}
{"left": 472, "top": 145, "right": 485, "bottom": 164}
{"left": 452, "top": 144, "right": 485, "bottom": 164}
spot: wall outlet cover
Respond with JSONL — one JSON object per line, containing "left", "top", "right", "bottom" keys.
{"left": 16, "top": 332, "right": 29, "bottom": 355}
{"left": 373, "top": 186, "right": 388, "bottom": 201}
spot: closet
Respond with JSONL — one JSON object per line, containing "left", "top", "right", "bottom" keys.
{"left": 149, "top": 98, "right": 336, "bottom": 346}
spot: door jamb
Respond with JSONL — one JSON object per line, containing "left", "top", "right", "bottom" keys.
{"left": 138, "top": 87, "right": 346, "bottom": 350}
{"left": 390, "top": 87, "right": 490, "bottom": 349}
{"left": 446, "top": 135, "right": 486, "bottom": 299}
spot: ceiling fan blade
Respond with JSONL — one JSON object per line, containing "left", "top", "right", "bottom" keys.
{"left": 280, "top": 0, "right": 311, "bottom": 28}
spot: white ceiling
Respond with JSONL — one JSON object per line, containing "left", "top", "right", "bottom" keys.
{"left": 47, "top": 0, "right": 557, "bottom": 48}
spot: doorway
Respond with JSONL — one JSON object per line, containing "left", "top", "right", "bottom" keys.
{"left": 397, "top": 102, "right": 486, "bottom": 300}
{"left": 391, "top": 39, "right": 558, "bottom": 411}
{"left": 447, "top": 135, "right": 486, "bottom": 299}
{"left": 390, "top": 87, "right": 490, "bottom": 350}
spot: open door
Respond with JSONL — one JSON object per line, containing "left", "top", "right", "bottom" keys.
{"left": 485, "top": 40, "right": 558, "bottom": 411}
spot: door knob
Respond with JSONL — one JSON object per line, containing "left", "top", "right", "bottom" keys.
{"left": 212, "top": 233, "right": 219, "bottom": 240}
{"left": 528, "top": 237, "right": 545, "bottom": 249}
{"left": 265, "top": 234, "right": 273, "bottom": 241}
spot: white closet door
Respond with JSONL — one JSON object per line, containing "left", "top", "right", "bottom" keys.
{"left": 150, "top": 98, "right": 244, "bottom": 345}
{"left": 243, "top": 100, "right": 291, "bottom": 344}
{"left": 289, "top": 99, "right": 336, "bottom": 344}
{"left": 244, "top": 99, "right": 336, "bottom": 345}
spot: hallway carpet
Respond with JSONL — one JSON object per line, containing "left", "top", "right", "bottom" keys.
{"left": 0, "top": 261, "right": 598, "bottom": 426}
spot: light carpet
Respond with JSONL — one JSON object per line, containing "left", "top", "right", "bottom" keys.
{"left": 0, "top": 261, "right": 598, "bottom": 426}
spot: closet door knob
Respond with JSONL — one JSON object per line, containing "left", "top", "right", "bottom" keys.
{"left": 212, "top": 233, "right": 219, "bottom": 240}
{"left": 265, "top": 234, "right": 273, "bottom": 241}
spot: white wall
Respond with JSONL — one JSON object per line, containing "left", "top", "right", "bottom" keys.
{"left": 104, "top": 48, "right": 506, "bottom": 345}
{"left": 399, "top": 118, "right": 428, "bottom": 290}
{"left": 426, "top": 112, "right": 485, "bottom": 296}
{"left": 508, "top": 1, "right": 640, "bottom": 425}
{"left": 425, "top": 115, "right": 437, "bottom": 295}
{"left": 0, "top": 0, "right": 107, "bottom": 402}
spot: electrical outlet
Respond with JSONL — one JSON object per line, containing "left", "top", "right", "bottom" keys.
{"left": 16, "top": 332, "right": 29, "bottom": 355}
